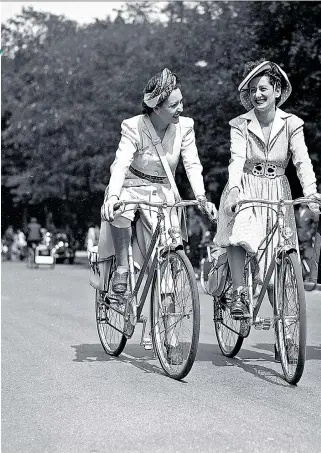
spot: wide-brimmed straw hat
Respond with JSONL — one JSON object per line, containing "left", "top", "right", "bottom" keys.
{"left": 238, "top": 61, "right": 292, "bottom": 111}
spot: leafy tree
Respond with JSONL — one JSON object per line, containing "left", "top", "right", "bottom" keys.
{"left": 2, "top": 1, "right": 320, "bottom": 235}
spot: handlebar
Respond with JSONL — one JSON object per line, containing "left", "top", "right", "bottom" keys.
{"left": 102, "top": 199, "right": 217, "bottom": 224}
{"left": 237, "top": 196, "right": 321, "bottom": 208}
{"left": 113, "top": 199, "right": 200, "bottom": 210}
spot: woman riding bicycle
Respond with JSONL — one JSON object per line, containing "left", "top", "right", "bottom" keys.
{"left": 215, "top": 59, "right": 320, "bottom": 319}
{"left": 98, "top": 68, "right": 217, "bottom": 362}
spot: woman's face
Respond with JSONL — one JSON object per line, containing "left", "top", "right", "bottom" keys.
{"left": 155, "top": 88, "right": 183, "bottom": 125}
{"left": 248, "top": 75, "right": 281, "bottom": 112}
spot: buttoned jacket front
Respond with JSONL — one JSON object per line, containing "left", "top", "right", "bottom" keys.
{"left": 228, "top": 108, "right": 317, "bottom": 196}
{"left": 108, "top": 114, "right": 205, "bottom": 198}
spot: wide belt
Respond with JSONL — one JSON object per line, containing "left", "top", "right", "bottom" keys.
{"left": 129, "top": 165, "right": 168, "bottom": 184}
{"left": 243, "top": 162, "right": 285, "bottom": 179}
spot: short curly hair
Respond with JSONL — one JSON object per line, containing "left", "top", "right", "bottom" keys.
{"left": 142, "top": 70, "right": 181, "bottom": 114}
{"left": 243, "top": 59, "right": 284, "bottom": 93}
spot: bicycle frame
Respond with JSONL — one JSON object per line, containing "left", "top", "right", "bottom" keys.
{"left": 106, "top": 199, "right": 203, "bottom": 340}
{"left": 236, "top": 197, "right": 317, "bottom": 325}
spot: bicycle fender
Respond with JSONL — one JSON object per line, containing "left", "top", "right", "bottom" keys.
{"left": 160, "top": 244, "right": 184, "bottom": 257}
{"left": 276, "top": 245, "right": 298, "bottom": 260}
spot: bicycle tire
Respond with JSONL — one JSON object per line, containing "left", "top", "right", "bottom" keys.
{"left": 95, "top": 289, "right": 127, "bottom": 356}
{"left": 214, "top": 269, "right": 244, "bottom": 357}
{"left": 275, "top": 251, "right": 306, "bottom": 385}
{"left": 151, "top": 249, "right": 200, "bottom": 380}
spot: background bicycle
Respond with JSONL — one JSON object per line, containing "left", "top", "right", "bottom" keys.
{"left": 27, "top": 241, "right": 56, "bottom": 269}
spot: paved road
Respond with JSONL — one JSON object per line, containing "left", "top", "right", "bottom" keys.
{"left": 2, "top": 260, "right": 321, "bottom": 453}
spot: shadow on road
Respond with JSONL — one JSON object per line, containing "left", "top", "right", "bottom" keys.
{"left": 254, "top": 342, "right": 321, "bottom": 361}
{"left": 196, "top": 343, "right": 292, "bottom": 387}
{"left": 71, "top": 343, "right": 166, "bottom": 378}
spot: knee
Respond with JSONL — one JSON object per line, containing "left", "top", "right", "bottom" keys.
{"left": 111, "top": 216, "right": 131, "bottom": 228}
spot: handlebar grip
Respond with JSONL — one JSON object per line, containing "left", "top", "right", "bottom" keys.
{"left": 114, "top": 201, "right": 122, "bottom": 211}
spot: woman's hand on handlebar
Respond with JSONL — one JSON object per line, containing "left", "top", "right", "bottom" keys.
{"left": 307, "top": 193, "right": 321, "bottom": 215}
{"left": 101, "top": 195, "right": 121, "bottom": 222}
{"left": 196, "top": 195, "right": 218, "bottom": 222}
{"left": 224, "top": 187, "right": 240, "bottom": 217}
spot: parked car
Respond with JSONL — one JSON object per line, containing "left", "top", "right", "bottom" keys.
{"left": 52, "top": 231, "right": 77, "bottom": 264}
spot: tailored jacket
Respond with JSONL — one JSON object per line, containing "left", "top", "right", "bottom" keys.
{"left": 227, "top": 108, "right": 317, "bottom": 196}
{"left": 108, "top": 114, "right": 205, "bottom": 199}
{"left": 98, "top": 115, "right": 205, "bottom": 262}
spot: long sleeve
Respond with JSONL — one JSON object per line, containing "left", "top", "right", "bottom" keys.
{"left": 289, "top": 117, "right": 317, "bottom": 196}
{"left": 108, "top": 119, "right": 138, "bottom": 198}
{"left": 227, "top": 119, "right": 247, "bottom": 190}
{"left": 180, "top": 119, "right": 205, "bottom": 197}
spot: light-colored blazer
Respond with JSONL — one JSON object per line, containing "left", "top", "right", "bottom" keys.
{"left": 228, "top": 108, "right": 317, "bottom": 196}
{"left": 108, "top": 114, "right": 205, "bottom": 198}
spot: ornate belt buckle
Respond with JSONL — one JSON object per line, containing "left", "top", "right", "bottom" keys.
{"left": 265, "top": 164, "right": 277, "bottom": 178}
{"left": 252, "top": 163, "right": 264, "bottom": 177}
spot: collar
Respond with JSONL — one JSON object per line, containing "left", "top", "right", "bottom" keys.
{"left": 142, "top": 115, "right": 177, "bottom": 146}
{"left": 240, "top": 108, "right": 291, "bottom": 146}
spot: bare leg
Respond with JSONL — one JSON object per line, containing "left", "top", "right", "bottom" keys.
{"left": 110, "top": 224, "right": 131, "bottom": 270}
{"left": 227, "top": 245, "right": 246, "bottom": 291}
{"left": 110, "top": 223, "right": 131, "bottom": 294}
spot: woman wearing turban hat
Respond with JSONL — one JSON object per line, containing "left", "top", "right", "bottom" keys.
{"left": 98, "top": 68, "right": 216, "bottom": 360}
{"left": 215, "top": 59, "right": 320, "bottom": 324}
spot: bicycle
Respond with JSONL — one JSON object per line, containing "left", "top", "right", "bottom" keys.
{"left": 27, "top": 241, "right": 55, "bottom": 269}
{"left": 213, "top": 196, "right": 321, "bottom": 385}
{"left": 94, "top": 199, "right": 215, "bottom": 380}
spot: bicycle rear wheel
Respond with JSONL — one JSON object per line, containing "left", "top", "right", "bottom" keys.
{"left": 275, "top": 251, "right": 306, "bottom": 385}
{"left": 214, "top": 269, "right": 244, "bottom": 357}
{"left": 96, "top": 290, "right": 127, "bottom": 356}
{"left": 151, "top": 249, "right": 200, "bottom": 380}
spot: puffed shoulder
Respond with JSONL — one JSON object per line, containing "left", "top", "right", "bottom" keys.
{"left": 228, "top": 116, "right": 247, "bottom": 129}
{"left": 121, "top": 115, "right": 145, "bottom": 131}
{"left": 179, "top": 116, "right": 194, "bottom": 128}
{"left": 286, "top": 113, "right": 304, "bottom": 133}
{"left": 120, "top": 115, "right": 144, "bottom": 143}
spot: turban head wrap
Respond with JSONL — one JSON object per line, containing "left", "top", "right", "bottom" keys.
{"left": 143, "top": 68, "right": 178, "bottom": 109}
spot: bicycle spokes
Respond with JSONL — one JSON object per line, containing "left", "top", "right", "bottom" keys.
{"left": 151, "top": 250, "right": 200, "bottom": 379}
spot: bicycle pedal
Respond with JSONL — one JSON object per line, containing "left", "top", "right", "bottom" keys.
{"left": 142, "top": 337, "right": 153, "bottom": 351}
{"left": 262, "top": 318, "right": 272, "bottom": 330}
{"left": 240, "top": 320, "right": 251, "bottom": 338}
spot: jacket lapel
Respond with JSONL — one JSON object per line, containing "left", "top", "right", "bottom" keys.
{"left": 240, "top": 108, "right": 291, "bottom": 148}
{"left": 142, "top": 115, "right": 177, "bottom": 146}
{"left": 240, "top": 109, "right": 265, "bottom": 144}
{"left": 269, "top": 108, "right": 291, "bottom": 148}
{"left": 162, "top": 123, "right": 176, "bottom": 146}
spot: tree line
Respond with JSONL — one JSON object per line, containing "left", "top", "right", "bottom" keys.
{"left": 2, "top": 1, "right": 321, "bottom": 242}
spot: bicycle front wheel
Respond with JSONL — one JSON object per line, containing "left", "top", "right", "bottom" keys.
{"left": 151, "top": 249, "right": 200, "bottom": 380}
{"left": 214, "top": 269, "right": 244, "bottom": 357}
{"left": 275, "top": 251, "right": 306, "bottom": 385}
{"left": 96, "top": 290, "right": 127, "bottom": 356}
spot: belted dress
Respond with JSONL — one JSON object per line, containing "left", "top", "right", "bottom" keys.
{"left": 215, "top": 108, "right": 317, "bottom": 283}
{"left": 98, "top": 114, "right": 206, "bottom": 267}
